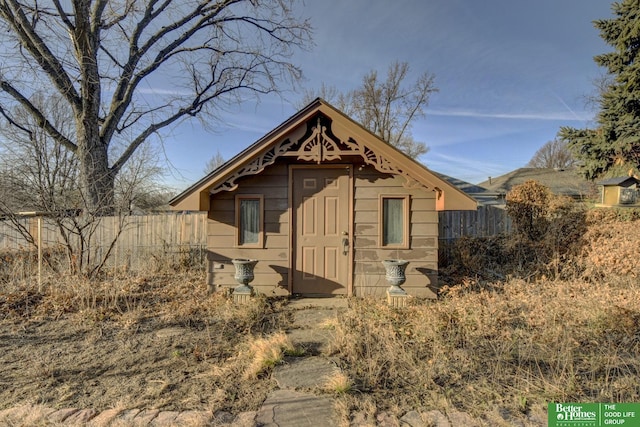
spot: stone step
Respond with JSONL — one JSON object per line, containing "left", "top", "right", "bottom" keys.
{"left": 254, "top": 389, "right": 337, "bottom": 427}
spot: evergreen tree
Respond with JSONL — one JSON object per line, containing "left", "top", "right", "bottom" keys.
{"left": 559, "top": 0, "right": 640, "bottom": 179}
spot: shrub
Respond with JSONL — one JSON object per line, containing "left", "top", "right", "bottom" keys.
{"left": 505, "top": 180, "right": 552, "bottom": 241}
{"left": 502, "top": 181, "right": 587, "bottom": 279}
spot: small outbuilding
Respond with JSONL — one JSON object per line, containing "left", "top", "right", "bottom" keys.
{"left": 170, "top": 99, "right": 476, "bottom": 298}
{"left": 596, "top": 176, "right": 640, "bottom": 207}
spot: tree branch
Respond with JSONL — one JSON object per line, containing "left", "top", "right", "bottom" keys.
{"left": 111, "top": 52, "right": 278, "bottom": 174}
{"left": 100, "top": 0, "right": 224, "bottom": 144}
{"left": 0, "top": 80, "right": 77, "bottom": 152}
{"left": 51, "top": 0, "right": 75, "bottom": 32}
{"left": 0, "top": 0, "right": 81, "bottom": 111}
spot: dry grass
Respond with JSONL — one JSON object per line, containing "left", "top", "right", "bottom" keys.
{"left": 323, "top": 371, "right": 353, "bottom": 395}
{"left": 0, "top": 269, "right": 290, "bottom": 415}
{"left": 0, "top": 245, "right": 206, "bottom": 286}
{"left": 0, "top": 270, "right": 280, "bottom": 329}
{"left": 241, "top": 332, "right": 294, "bottom": 379}
{"left": 330, "top": 278, "right": 640, "bottom": 420}
{"left": 331, "top": 212, "right": 640, "bottom": 422}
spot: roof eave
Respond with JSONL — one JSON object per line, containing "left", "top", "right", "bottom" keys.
{"left": 170, "top": 98, "right": 478, "bottom": 212}
{"left": 169, "top": 99, "right": 326, "bottom": 209}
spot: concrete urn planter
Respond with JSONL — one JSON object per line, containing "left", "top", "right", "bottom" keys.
{"left": 382, "top": 259, "right": 409, "bottom": 295}
{"left": 232, "top": 259, "right": 258, "bottom": 295}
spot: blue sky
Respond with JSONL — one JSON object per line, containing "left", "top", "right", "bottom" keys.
{"left": 164, "top": 0, "right": 614, "bottom": 190}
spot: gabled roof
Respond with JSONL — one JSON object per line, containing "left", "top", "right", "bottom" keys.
{"left": 477, "top": 167, "right": 596, "bottom": 198}
{"left": 433, "top": 172, "right": 502, "bottom": 206}
{"left": 597, "top": 176, "right": 640, "bottom": 187}
{"left": 169, "top": 98, "right": 477, "bottom": 212}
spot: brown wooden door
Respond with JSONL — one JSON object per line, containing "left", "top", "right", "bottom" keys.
{"left": 292, "top": 167, "right": 350, "bottom": 295}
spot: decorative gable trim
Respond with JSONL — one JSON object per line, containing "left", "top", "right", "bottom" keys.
{"left": 210, "top": 114, "right": 440, "bottom": 196}
{"left": 210, "top": 138, "right": 296, "bottom": 195}
{"left": 170, "top": 98, "right": 476, "bottom": 211}
{"left": 292, "top": 117, "right": 343, "bottom": 163}
{"left": 342, "top": 136, "right": 441, "bottom": 196}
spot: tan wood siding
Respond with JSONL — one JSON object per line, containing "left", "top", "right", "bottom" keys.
{"left": 353, "top": 166, "right": 438, "bottom": 298}
{"left": 206, "top": 162, "right": 290, "bottom": 296}
{"left": 207, "top": 161, "right": 441, "bottom": 298}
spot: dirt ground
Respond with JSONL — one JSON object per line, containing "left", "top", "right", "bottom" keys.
{"left": 0, "top": 274, "right": 291, "bottom": 415}
{"left": 1, "top": 318, "right": 221, "bottom": 411}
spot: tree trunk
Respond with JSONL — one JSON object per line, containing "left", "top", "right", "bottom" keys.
{"left": 77, "top": 127, "right": 114, "bottom": 215}
{"left": 74, "top": 2, "right": 113, "bottom": 216}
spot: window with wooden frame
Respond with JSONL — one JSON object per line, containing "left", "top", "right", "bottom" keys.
{"left": 379, "top": 195, "right": 410, "bottom": 248}
{"left": 235, "top": 195, "right": 264, "bottom": 247}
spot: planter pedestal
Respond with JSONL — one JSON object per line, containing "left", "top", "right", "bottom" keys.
{"left": 382, "top": 260, "right": 409, "bottom": 308}
{"left": 231, "top": 259, "right": 257, "bottom": 304}
{"left": 387, "top": 288, "right": 408, "bottom": 308}
{"left": 232, "top": 288, "right": 252, "bottom": 304}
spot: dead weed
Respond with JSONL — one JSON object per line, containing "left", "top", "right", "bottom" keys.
{"left": 331, "top": 278, "right": 640, "bottom": 420}
{"left": 0, "top": 272, "right": 290, "bottom": 414}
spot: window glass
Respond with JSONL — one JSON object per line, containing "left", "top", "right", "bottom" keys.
{"left": 383, "top": 198, "right": 404, "bottom": 246}
{"left": 620, "top": 187, "right": 637, "bottom": 204}
{"left": 239, "top": 198, "right": 260, "bottom": 245}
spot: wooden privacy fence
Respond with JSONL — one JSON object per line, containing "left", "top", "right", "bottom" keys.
{"left": 2, "top": 208, "right": 510, "bottom": 272}
{"left": 438, "top": 205, "right": 512, "bottom": 242}
{"left": 0, "top": 212, "right": 208, "bottom": 271}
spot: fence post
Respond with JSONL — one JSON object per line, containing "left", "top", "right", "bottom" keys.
{"left": 37, "top": 215, "right": 42, "bottom": 292}
{"left": 2, "top": 212, "right": 209, "bottom": 274}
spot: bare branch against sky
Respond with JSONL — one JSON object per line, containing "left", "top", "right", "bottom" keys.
{"left": 0, "top": 0, "right": 311, "bottom": 212}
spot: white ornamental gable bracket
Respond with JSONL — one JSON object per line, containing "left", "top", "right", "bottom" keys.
{"left": 342, "top": 137, "right": 438, "bottom": 194}
{"left": 210, "top": 138, "right": 296, "bottom": 194}
{"left": 210, "top": 116, "right": 438, "bottom": 195}
{"left": 294, "top": 117, "right": 343, "bottom": 163}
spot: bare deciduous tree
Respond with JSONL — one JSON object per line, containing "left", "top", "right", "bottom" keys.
{"left": 0, "top": 94, "right": 79, "bottom": 213}
{"left": 300, "top": 82, "right": 355, "bottom": 115}
{"left": 527, "top": 139, "right": 576, "bottom": 169}
{"left": 115, "top": 143, "right": 172, "bottom": 214}
{"left": 299, "top": 61, "right": 437, "bottom": 158}
{"left": 204, "top": 149, "right": 226, "bottom": 174}
{"left": 0, "top": 0, "right": 311, "bottom": 214}
{"left": 0, "top": 94, "right": 170, "bottom": 276}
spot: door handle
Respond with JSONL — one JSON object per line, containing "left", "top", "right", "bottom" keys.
{"left": 341, "top": 231, "right": 349, "bottom": 255}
